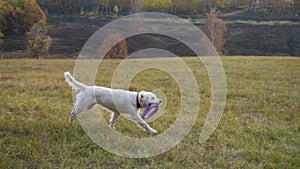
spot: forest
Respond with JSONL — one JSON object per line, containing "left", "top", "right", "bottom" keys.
{"left": 37, "top": 0, "right": 299, "bottom": 16}
{"left": 1, "top": 0, "right": 299, "bottom": 35}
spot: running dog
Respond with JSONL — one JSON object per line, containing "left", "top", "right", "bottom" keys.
{"left": 64, "top": 72, "right": 162, "bottom": 134}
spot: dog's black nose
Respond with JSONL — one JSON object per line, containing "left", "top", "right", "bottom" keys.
{"left": 159, "top": 100, "right": 163, "bottom": 103}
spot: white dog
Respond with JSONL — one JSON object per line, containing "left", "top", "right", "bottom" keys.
{"left": 64, "top": 72, "right": 162, "bottom": 134}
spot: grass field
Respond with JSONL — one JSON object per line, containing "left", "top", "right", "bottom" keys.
{"left": 0, "top": 57, "right": 299, "bottom": 168}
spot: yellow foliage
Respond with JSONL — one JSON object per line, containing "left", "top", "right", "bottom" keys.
{"left": 114, "top": 5, "right": 119, "bottom": 15}
{"left": 26, "top": 20, "right": 51, "bottom": 59}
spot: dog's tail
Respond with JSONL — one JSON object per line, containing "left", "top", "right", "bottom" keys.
{"left": 64, "top": 72, "right": 88, "bottom": 90}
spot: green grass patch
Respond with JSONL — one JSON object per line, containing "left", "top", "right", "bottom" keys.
{"left": 0, "top": 57, "right": 299, "bottom": 168}
{"left": 228, "top": 20, "right": 300, "bottom": 25}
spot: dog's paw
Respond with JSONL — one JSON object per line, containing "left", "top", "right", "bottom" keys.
{"left": 109, "top": 125, "right": 116, "bottom": 130}
{"left": 69, "top": 111, "right": 76, "bottom": 123}
{"left": 149, "top": 128, "right": 157, "bottom": 134}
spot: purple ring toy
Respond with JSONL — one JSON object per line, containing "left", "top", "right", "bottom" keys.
{"left": 141, "top": 103, "right": 159, "bottom": 120}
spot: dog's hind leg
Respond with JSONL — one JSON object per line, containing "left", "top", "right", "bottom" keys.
{"left": 69, "top": 103, "right": 95, "bottom": 123}
{"left": 69, "top": 108, "right": 77, "bottom": 123}
{"left": 109, "top": 112, "right": 120, "bottom": 129}
{"left": 69, "top": 105, "right": 86, "bottom": 123}
{"left": 132, "top": 115, "right": 157, "bottom": 134}
{"left": 69, "top": 91, "right": 96, "bottom": 123}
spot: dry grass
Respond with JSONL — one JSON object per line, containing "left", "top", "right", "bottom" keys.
{"left": 0, "top": 57, "right": 299, "bottom": 168}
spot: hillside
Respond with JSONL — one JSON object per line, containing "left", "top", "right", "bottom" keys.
{"left": 47, "top": 15, "right": 300, "bottom": 57}
{"left": 0, "top": 14, "right": 299, "bottom": 58}
{"left": 224, "top": 21, "right": 300, "bottom": 56}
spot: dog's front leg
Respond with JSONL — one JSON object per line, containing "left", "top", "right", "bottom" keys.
{"left": 109, "top": 112, "right": 120, "bottom": 129}
{"left": 132, "top": 115, "right": 157, "bottom": 134}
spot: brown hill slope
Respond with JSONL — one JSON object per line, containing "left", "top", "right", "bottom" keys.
{"left": 1, "top": 15, "right": 299, "bottom": 57}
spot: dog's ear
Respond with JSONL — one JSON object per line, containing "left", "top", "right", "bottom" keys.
{"left": 140, "top": 91, "right": 146, "bottom": 99}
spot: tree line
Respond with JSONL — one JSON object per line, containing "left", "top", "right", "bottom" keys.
{"left": 0, "top": 0, "right": 299, "bottom": 37}
{"left": 36, "top": 0, "right": 299, "bottom": 16}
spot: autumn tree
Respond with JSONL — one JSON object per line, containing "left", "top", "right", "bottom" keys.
{"left": 0, "top": 0, "right": 6, "bottom": 45}
{"left": 0, "top": 0, "right": 50, "bottom": 57}
{"left": 22, "top": 0, "right": 46, "bottom": 31}
{"left": 98, "top": 33, "right": 128, "bottom": 59}
{"left": 204, "top": 8, "right": 227, "bottom": 55}
{"left": 0, "top": 0, "right": 14, "bottom": 34}
{"left": 0, "top": 0, "right": 10, "bottom": 31}
{"left": 26, "top": 20, "right": 51, "bottom": 59}
{"left": 0, "top": 30, "right": 3, "bottom": 45}
{"left": 0, "top": 0, "right": 45, "bottom": 34}
{"left": 114, "top": 5, "right": 120, "bottom": 15}
{"left": 112, "top": 5, "right": 119, "bottom": 19}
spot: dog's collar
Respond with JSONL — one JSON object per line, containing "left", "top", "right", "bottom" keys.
{"left": 136, "top": 92, "right": 141, "bottom": 109}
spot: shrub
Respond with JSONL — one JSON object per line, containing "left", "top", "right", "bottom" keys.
{"left": 98, "top": 33, "right": 128, "bottom": 59}
{"left": 26, "top": 20, "right": 51, "bottom": 59}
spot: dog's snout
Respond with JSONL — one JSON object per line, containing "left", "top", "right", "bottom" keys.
{"left": 159, "top": 99, "right": 162, "bottom": 103}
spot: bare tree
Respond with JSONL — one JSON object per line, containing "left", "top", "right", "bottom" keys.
{"left": 0, "top": 30, "right": 3, "bottom": 45}
{"left": 249, "top": 0, "right": 257, "bottom": 14}
{"left": 204, "top": 8, "right": 227, "bottom": 55}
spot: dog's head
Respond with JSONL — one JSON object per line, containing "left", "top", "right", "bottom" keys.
{"left": 139, "top": 91, "right": 162, "bottom": 108}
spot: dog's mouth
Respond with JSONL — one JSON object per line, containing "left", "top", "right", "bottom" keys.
{"left": 147, "top": 100, "right": 162, "bottom": 107}
{"left": 149, "top": 102, "right": 161, "bottom": 107}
